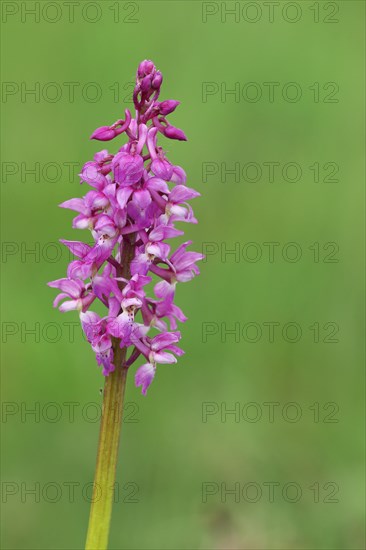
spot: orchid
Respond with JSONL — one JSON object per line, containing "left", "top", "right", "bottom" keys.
{"left": 49, "top": 59, "right": 202, "bottom": 395}
{"left": 48, "top": 60, "right": 202, "bottom": 550}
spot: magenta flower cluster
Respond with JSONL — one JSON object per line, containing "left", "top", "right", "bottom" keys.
{"left": 48, "top": 60, "right": 202, "bottom": 395}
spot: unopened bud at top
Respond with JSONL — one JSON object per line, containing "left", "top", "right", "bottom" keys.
{"left": 137, "top": 60, "right": 155, "bottom": 78}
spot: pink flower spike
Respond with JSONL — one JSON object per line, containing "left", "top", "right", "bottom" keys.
{"left": 48, "top": 59, "right": 202, "bottom": 393}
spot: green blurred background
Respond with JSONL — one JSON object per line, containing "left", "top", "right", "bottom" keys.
{"left": 1, "top": 1, "right": 365, "bottom": 548}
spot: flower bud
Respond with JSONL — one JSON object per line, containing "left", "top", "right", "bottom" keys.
{"left": 152, "top": 71, "right": 163, "bottom": 89}
{"left": 90, "top": 126, "right": 116, "bottom": 141}
{"left": 164, "top": 125, "right": 187, "bottom": 141}
{"left": 137, "top": 60, "right": 155, "bottom": 78}
{"left": 158, "top": 100, "right": 180, "bottom": 116}
{"left": 91, "top": 110, "right": 131, "bottom": 141}
{"left": 141, "top": 75, "right": 152, "bottom": 94}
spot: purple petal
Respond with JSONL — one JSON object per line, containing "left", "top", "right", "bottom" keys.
{"left": 169, "top": 185, "right": 200, "bottom": 203}
{"left": 116, "top": 187, "right": 133, "bottom": 209}
{"left": 146, "top": 177, "right": 170, "bottom": 194}
{"left": 60, "top": 240, "right": 91, "bottom": 259}
{"left": 107, "top": 312, "right": 133, "bottom": 338}
{"left": 113, "top": 152, "right": 144, "bottom": 186}
{"left": 48, "top": 277, "right": 83, "bottom": 297}
{"left": 59, "top": 198, "right": 86, "bottom": 213}
{"left": 132, "top": 189, "right": 151, "bottom": 210}
{"left": 52, "top": 293, "right": 69, "bottom": 308}
{"left": 151, "top": 331, "right": 181, "bottom": 351}
{"left": 151, "top": 159, "right": 173, "bottom": 181}
{"left": 170, "top": 166, "right": 187, "bottom": 185}
{"left": 135, "top": 363, "right": 156, "bottom": 395}
{"left": 154, "top": 280, "right": 175, "bottom": 300}
{"left": 166, "top": 344, "right": 185, "bottom": 356}
{"left": 149, "top": 225, "right": 183, "bottom": 241}
{"left": 59, "top": 299, "right": 79, "bottom": 312}
{"left": 153, "top": 351, "right": 177, "bottom": 364}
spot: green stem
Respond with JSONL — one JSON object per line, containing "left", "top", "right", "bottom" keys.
{"left": 85, "top": 236, "right": 135, "bottom": 550}
{"left": 85, "top": 351, "right": 127, "bottom": 550}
